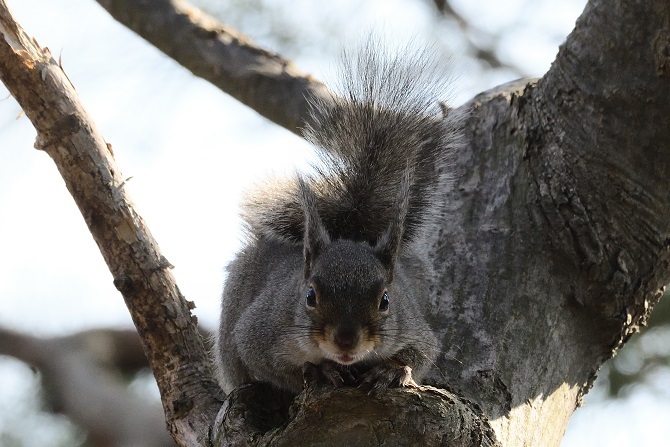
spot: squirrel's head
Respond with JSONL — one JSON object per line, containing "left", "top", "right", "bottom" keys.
{"left": 298, "top": 175, "right": 409, "bottom": 365}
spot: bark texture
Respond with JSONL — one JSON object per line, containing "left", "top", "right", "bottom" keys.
{"left": 212, "top": 383, "right": 499, "bottom": 447}
{"left": 0, "top": 2, "right": 221, "bottom": 445}
{"left": 420, "top": 1, "right": 670, "bottom": 445}
{"left": 2, "top": 0, "right": 670, "bottom": 446}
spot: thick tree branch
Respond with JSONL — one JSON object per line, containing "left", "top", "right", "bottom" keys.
{"left": 212, "top": 383, "right": 499, "bottom": 447}
{"left": 533, "top": 0, "right": 670, "bottom": 326}
{"left": 93, "top": 0, "right": 330, "bottom": 135}
{"left": 0, "top": 2, "right": 220, "bottom": 445}
{"left": 418, "top": 1, "right": 670, "bottom": 445}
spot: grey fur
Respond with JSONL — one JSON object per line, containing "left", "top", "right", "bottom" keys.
{"left": 215, "top": 40, "right": 462, "bottom": 394}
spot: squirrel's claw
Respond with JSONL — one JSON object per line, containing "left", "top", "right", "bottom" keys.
{"left": 302, "top": 361, "right": 358, "bottom": 389}
{"left": 302, "top": 362, "right": 321, "bottom": 388}
{"left": 321, "top": 361, "right": 358, "bottom": 387}
{"left": 358, "top": 361, "right": 417, "bottom": 396}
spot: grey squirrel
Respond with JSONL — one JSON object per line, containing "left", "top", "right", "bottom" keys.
{"left": 215, "top": 41, "right": 462, "bottom": 395}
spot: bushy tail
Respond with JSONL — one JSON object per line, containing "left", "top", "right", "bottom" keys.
{"left": 242, "top": 40, "right": 462, "bottom": 246}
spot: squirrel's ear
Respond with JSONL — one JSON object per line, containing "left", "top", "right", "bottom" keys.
{"left": 298, "top": 176, "right": 330, "bottom": 280}
{"left": 374, "top": 166, "right": 413, "bottom": 282}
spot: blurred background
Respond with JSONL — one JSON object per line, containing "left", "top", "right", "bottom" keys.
{"left": 0, "top": 0, "right": 668, "bottom": 445}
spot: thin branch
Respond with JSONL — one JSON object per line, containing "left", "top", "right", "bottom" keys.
{"left": 428, "top": 0, "right": 524, "bottom": 74}
{"left": 94, "top": 0, "right": 331, "bottom": 135}
{"left": 0, "top": 2, "right": 220, "bottom": 445}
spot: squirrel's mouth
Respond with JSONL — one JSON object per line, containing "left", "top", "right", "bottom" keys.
{"left": 336, "top": 354, "right": 356, "bottom": 364}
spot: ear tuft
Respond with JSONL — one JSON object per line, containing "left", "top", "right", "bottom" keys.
{"left": 374, "top": 166, "right": 413, "bottom": 282}
{"left": 298, "top": 176, "right": 331, "bottom": 279}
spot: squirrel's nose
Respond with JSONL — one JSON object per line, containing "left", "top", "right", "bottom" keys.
{"left": 334, "top": 327, "right": 360, "bottom": 350}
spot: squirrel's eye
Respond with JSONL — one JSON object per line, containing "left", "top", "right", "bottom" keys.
{"left": 379, "top": 291, "right": 390, "bottom": 312}
{"left": 306, "top": 287, "right": 317, "bottom": 309}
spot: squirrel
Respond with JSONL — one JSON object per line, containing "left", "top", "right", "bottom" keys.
{"left": 215, "top": 40, "right": 462, "bottom": 395}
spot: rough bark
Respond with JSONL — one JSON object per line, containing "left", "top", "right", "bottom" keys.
{"left": 420, "top": 1, "right": 670, "bottom": 445}
{"left": 0, "top": 2, "right": 221, "bottom": 445}
{"left": 2, "top": 0, "right": 670, "bottom": 446}
{"left": 212, "top": 383, "right": 498, "bottom": 447}
{"left": 93, "top": 0, "right": 330, "bottom": 135}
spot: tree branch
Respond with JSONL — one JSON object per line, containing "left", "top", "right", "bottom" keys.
{"left": 0, "top": 327, "right": 174, "bottom": 447}
{"left": 427, "top": 0, "right": 525, "bottom": 74}
{"left": 533, "top": 0, "right": 670, "bottom": 331}
{"left": 420, "top": 0, "right": 670, "bottom": 444}
{"left": 93, "top": 0, "right": 330, "bottom": 135}
{"left": 212, "top": 383, "right": 499, "bottom": 447}
{"left": 0, "top": 2, "right": 221, "bottom": 445}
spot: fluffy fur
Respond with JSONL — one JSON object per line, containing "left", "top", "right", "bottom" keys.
{"left": 241, "top": 41, "right": 462, "bottom": 246}
{"left": 215, "top": 40, "right": 462, "bottom": 395}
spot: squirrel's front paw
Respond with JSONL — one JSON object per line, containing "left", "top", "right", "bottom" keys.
{"left": 302, "top": 361, "right": 358, "bottom": 389}
{"left": 358, "top": 360, "right": 417, "bottom": 395}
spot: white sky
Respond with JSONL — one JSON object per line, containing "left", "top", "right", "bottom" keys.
{"left": 0, "top": 0, "right": 669, "bottom": 446}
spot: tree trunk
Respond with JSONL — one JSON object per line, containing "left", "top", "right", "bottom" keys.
{"left": 1, "top": 0, "right": 669, "bottom": 445}
{"left": 426, "top": 1, "right": 670, "bottom": 443}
